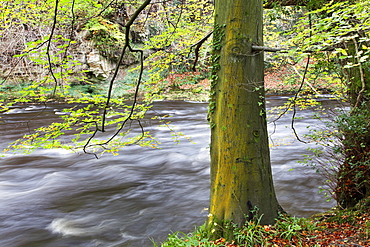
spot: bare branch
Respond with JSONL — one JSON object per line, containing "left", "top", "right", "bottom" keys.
{"left": 46, "top": 0, "right": 60, "bottom": 94}
{"left": 190, "top": 31, "right": 213, "bottom": 71}
{"left": 251, "top": 45, "right": 286, "bottom": 52}
{"left": 101, "top": 0, "right": 152, "bottom": 133}
{"left": 264, "top": 0, "right": 351, "bottom": 9}
{"left": 352, "top": 37, "right": 366, "bottom": 108}
{"left": 82, "top": 0, "right": 152, "bottom": 156}
{"left": 291, "top": 55, "right": 311, "bottom": 144}
{"left": 264, "top": 0, "right": 309, "bottom": 8}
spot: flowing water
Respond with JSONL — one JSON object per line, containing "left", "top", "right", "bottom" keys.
{"left": 0, "top": 97, "right": 337, "bottom": 247}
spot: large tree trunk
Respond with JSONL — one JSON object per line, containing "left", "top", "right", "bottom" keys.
{"left": 208, "top": 0, "right": 280, "bottom": 238}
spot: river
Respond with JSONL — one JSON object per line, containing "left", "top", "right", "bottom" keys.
{"left": 0, "top": 97, "right": 337, "bottom": 246}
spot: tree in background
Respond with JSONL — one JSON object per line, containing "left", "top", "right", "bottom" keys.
{"left": 207, "top": 0, "right": 280, "bottom": 238}
{"left": 283, "top": 0, "right": 370, "bottom": 208}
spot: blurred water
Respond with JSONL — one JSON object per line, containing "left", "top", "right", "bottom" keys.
{"left": 0, "top": 98, "right": 337, "bottom": 246}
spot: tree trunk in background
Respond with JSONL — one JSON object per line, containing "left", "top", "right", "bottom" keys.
{"left": 208, "top": 0, "right": 280, "bottom": 238}
{"left": 336, "top": 36, "right": 370, "bottom": 208}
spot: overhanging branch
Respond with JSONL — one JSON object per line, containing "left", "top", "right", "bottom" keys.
{"left": 251, "top": 45, "right": 286, "bottom": 52}
{"left": 83, "top": 0, "right": 152, "bottom": 156}
{"left": 264, "top": 0, "right": 309, "bottom": 8}
{"left": 263, "top": 0, "right": 352, "bottom": 9}
{"left": 251, "top": 45, "right": 336, "bottom": 53}
{"left": 190, "top": 31, "right": 213, "bottom": 71}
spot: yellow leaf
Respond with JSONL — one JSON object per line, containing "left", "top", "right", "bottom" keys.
{"left": 340, "top": 49, "right": 348, "bottom": 56}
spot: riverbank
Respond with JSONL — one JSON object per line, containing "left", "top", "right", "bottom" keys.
{"left": 0, "top": 64, "right": 341, "bottom": 103}
{"left": 157, "top": 198, "right": 370, "bottom": 246}
{"left": 152, "top": 65, "right": 342, "bottom": 102}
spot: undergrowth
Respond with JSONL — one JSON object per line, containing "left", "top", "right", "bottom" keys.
{"left": 155, "top": 213, "right": 318, "bottom": 247}
{"left": 156, "top": 201, "right": 370, "bottom": 246}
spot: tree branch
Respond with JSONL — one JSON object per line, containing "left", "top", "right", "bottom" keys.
{"left": 84, "top": 0, "right": 152, "bottom": 156}
{"left": 46, "top": 0, "right": 59, "bottom": 95}
{"left": 263, "top": 0, "right": 351, "bottom": 9}
{"left": 264, "top": 0, "right": 309, "bottom": 8}
{"left": 190, "top": 31, "right": 213, "bottom": 71}
{"left": 101, "top": 0, "right": 152, "bottom": 133}
{"left": 251, "top": 45, "right": 286, "bottom": 52}
{"left": 263, "top": 0, "right": 355, "bottom": 9}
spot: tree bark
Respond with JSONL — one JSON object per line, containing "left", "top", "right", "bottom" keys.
{"left": 208, "top": 0, "right": 280, "bottom": 238}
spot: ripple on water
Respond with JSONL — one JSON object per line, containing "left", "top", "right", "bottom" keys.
{"left": 0, "top": 100, "right": 338, "bottom": 247}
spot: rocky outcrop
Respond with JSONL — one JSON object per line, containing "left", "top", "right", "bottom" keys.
{"left": 73, "top": 31, "right": 118, "bottom": 82}
{"left": 0, "top": 26, "right": 141, "bottom": 84}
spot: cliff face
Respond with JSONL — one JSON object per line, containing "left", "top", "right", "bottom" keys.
{"left": 0, "top": 2, "right": 151, "bottom": 85}
{"left": 1, "top": 30, "right": 142, "bottom": 84}
{"left": 1, "top": 31, "right": 114, "bottom": 83}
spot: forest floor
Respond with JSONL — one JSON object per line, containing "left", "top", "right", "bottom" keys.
{"left": 159, "top": 200, "right": 370, "bottom": 246}
{"left": 213, "top": 209, "right": 370, "bottom": 246}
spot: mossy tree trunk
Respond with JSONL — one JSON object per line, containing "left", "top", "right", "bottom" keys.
{"left": 207, "top": 0, "right": 280, "bottom": 238}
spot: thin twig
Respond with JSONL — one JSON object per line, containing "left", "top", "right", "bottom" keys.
{"left": 46, "top": 0, "right": 60, "bottom": 95}
{"left": 292, "top": 64, "right": 319, "bottom": 94}
{"left": 291, "top": 55, "right": 311, "bottom": 144}
{"left": 352, "top": 38, "right": 366, "bottom": 108}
